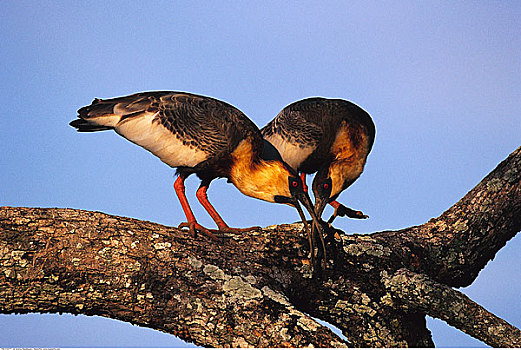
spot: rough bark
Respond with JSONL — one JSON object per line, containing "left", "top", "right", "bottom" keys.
{"left": 1, "top": 146, "right": 520, "bottom": 347}
{"left": 383, "top": 269, "right": 521, "bottom": 348}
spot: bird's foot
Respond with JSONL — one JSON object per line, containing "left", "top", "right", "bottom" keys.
{"left": 178, "top": 222, "right": 259, "bottom": 239}
{"left": 328, "top": 204, "right": 369, "bottom": 224}
{"left": 178, "top": 222, "right": 218, "bottom": 240}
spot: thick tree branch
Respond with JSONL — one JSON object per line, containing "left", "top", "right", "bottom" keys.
{"left": 1, "top": 146, "right": 520, "bottom": 347}
{"left": 375, "top": 146, "right": 521, "bottom": 287}
{"left": 0, "top": 208, "right": 345, "bottom": 347}
{"left": 383, "top": 268, "right": 521, "bottom": 348}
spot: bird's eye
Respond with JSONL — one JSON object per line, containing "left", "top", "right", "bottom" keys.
{"left": 323, "top": 183, "right": 329, "bottom": 189}
{"left": 288, "top": 176, "right": 300, "bottom": 193}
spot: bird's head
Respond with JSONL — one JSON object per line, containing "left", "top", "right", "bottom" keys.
{"left": 269, "top": 165, "right": 326, "bottom": 248}
{"left": 272, "top": 170, "right": 315, "bottom": 214}
{"left": 312, "top": 144, "right": 370, "bottom": 219}
{"left": 312, "top": 167, "right": 333, "bottom": 219}
{"left": 312, "top": 165, "right": 352, "bottom": 218}
{"left": 242, "top": 160, "right": 320, "bottom": 223}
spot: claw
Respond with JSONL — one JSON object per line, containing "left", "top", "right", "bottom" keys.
{"left": 178, "top": 222, "right": 259, "bottom": 239}
{"left": 178, "top": 222, "right": 218, "bottom": 240}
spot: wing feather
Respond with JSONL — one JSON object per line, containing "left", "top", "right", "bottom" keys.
{"left": 261, "top": 97, "right": 375, "bottom": 172}
{"left": 72, "top": 91, "right": 262, "bottom": 169}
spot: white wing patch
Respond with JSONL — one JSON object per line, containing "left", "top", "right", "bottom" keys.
{"left": 114, "top": 112, "right": 209, "bottom": 168}
{"left": 265, "top": 133, "right": 314, "bottom": 171}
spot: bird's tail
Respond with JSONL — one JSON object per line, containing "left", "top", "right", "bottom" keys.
{"left": 70, "top": 95, "right": 147, "bottom": 132}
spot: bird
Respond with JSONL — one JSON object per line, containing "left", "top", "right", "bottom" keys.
{"left": 261, "top": 97, "right": 375, "bottom": 224}
{"left": 69, "top": 91, "right": 324, "bottom": 254}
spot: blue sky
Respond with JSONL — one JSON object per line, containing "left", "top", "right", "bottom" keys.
{"left": 1, "top": 1, "right": 520, "bottom": 347}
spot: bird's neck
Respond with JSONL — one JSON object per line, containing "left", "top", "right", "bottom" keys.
{"left": 329, "top": 159, "right": 365, "bottom": 198}
{"left": 229, "top": 140, "right": 290, "bottom": 203}
{"left": 328, "top": 122, "right": 372, "bottom": 197}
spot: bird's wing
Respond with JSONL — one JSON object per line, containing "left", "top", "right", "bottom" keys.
{"left": 263, "top": 97, "right": 375, "bottom": 155}
{"left": 156, "top": 93, "right": 233, "bottom": 156}
{"left": 261, "top": 99, "right": 325, "bottom": 171}
{"left": 74, "top": 91, "right": 257, "bottom": 168}
{"left": 262, "top": 104, "right": 323, "bottom": 147}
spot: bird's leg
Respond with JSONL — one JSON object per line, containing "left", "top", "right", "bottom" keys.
{"left": 173, "top": 176, "right": 217, "bottom": 240}
{"left": 196, "top": 182, "right": 260, "bottom": 234}
{"left": 195, "top": 183, "right": 229, "bottom": 231}
{"left": 327, "top": 200, "right": 369, "bottom": 224}
{"left": 300, "top": 173, "right": 308, "bottom": 193}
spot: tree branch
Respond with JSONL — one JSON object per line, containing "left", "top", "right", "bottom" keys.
{"left": 383, "top": 268, "right": 521, "bottom": 348}
{"left": 1, "top": 146, "right": 520, "bottom": 347}
{"left": 375, "top": 146, "right": 521, "bottom": 287}
{"left": 0, "top": 208, "right": 345, "bottom": 347}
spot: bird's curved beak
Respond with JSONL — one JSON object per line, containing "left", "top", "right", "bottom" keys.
{"left": 294, "top": 191, "right": 321, "bottom": 229}
{"left": 314, "top": 195, "right": 330, "bottom": 221}
{"left": 293, "top": 191, "right": 327, "bottom": 263}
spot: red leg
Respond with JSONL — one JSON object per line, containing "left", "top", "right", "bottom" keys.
{"left": 196, "top": 184, "right": 229, "bottom": 230}
{"left": 196, "top": 183, "right": 260, "bottom": 233}
{"left": 174, "top": 175, "right": 196, "bottom": 224}
{"left": 173, "top": 176, "right": 217, "bottom": 240}
{"left": 330, "top": 200, "right": 341, "bottom": 210}
{"left": 300, "top": 172, "right": 308, "bottom": 193}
